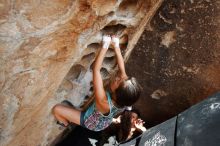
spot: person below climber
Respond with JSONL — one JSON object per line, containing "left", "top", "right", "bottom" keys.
{"left": 100, "top": 108, "right": 147, "bottom": 145}
{"left": 52, "top": 35, "right": 142, "bottom": 131}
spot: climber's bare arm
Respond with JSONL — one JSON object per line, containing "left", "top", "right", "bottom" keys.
{"left": 112, "top": 36, "right": 128, "bottom": 80}
{"left": 93, "top": 36, "right": 111, "bottom": 105}
{"left": 93, "top": 48, "right": 108, "bottom": 102}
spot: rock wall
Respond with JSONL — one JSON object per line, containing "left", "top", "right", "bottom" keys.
{"left": 0, "top": 0, "right": 163, "bottom": 146}
{"left": 127, "top": 0, "right": 220, "bottom": 127}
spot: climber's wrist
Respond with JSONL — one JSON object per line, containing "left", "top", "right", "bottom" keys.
{"left": 114, "top": 47, "right": 121, "bottom": 53}
{"left": 102, "top": 43, "right": 110, "bottom": 49}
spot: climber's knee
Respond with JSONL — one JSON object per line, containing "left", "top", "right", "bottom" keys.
{"left": 52, "top": 104, "right": 63, "bottom": 115}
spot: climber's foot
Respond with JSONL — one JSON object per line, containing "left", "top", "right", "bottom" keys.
{"left": 57, "top": 121, "right": 75, "bottom": 130}
{"left": 57, "top": 121, "right": 67, "bottom": 127}
{"left": 61, "top": 100, "right": 74, "bottom": 108}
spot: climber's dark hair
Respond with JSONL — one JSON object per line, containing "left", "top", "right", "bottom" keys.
{"left": 115, "top": 77, "right": 142, "bottom": 107}
{"left": 129, "top": 108, "right": 141, "bottom": 118}
{"left": 118, "top": 108, "right": 141, "bottom": 142}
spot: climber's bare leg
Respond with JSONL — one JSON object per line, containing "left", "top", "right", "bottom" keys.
{"left": 52, "top": 104, "right": 81, "bottom": 126}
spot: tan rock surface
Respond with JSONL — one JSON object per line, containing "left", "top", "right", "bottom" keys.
{"left": 0, "top": 0, "right": 163, "bottom": 145}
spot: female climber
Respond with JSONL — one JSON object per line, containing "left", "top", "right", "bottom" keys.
{"left": 52, "top": 35, "right": 142, "bottom": 131}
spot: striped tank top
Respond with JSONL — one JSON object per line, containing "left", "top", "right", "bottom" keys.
{"left": 82, "top": 91, "right": 124, "bottom": 131}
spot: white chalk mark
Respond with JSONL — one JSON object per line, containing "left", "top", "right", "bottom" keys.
{"left": 88, "top": 138, "right": 98, "bottom": 146}
{"left": 210, "top": 103, "right": 220, "bottom": 110}
{"left": 103, "top": 136, "right": 118, "bottom": 146}
{"left": 145, "top": 132, "right": 167, "bottom": 146}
